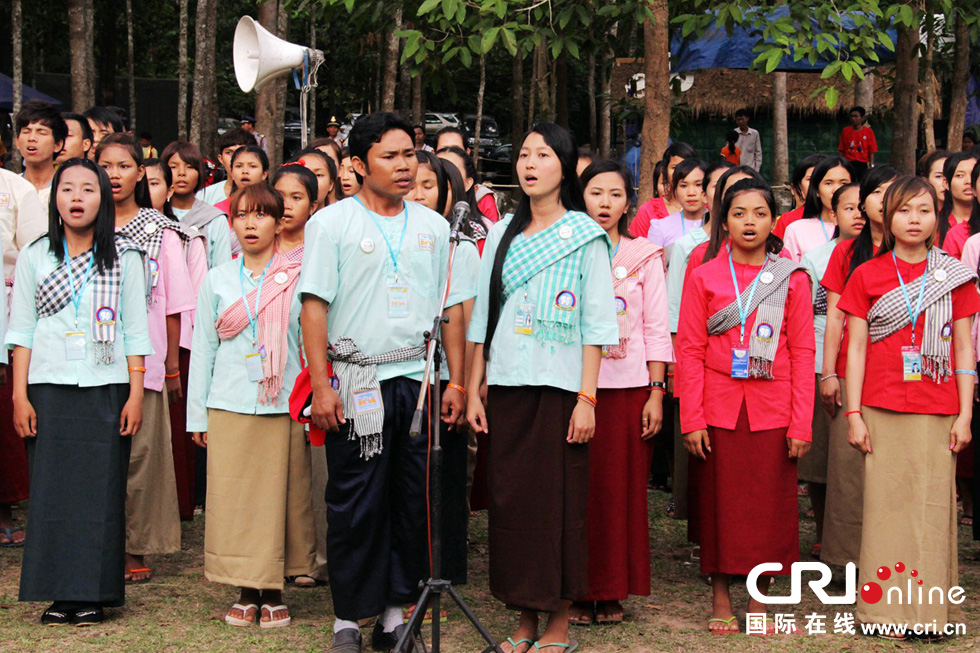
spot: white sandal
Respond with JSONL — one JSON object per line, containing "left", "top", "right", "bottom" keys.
{"left": 260, "top": 603, "right": 292, "bottom": 628}
{"left": 224, "top": 603, "right": 258, "bottom": 627}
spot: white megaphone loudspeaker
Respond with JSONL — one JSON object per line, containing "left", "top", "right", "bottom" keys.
{"left": 234, "top": 16, "right": 309, "bottom": 92}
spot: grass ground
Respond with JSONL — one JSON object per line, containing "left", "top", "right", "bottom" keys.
{"left": 1, "top": 489, "right": 978, "bottom": 652}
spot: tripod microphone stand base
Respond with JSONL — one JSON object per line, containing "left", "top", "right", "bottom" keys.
{"left": 395, "top": 578, "right": 502, "bottom": 653}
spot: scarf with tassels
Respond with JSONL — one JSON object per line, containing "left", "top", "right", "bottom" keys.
{"left": 35, "top": 234, "right": 144, "bottom": 365}
{"left": 866, "top": 248, "right": 976, "bottom": 382}
{"left": 707, "top": 254, "right": 803, "bottom": 379}
{"left": 603, "top": 237, "right": 662, "bottom": 359}
{"left": 501, "top": 211, "right": 609, "bottom": 345}
{"left": 116, "top": 207, "right": 194, "bottom": 302}
{"left": 215, "top": 254, "right": 301, "bottom": 405}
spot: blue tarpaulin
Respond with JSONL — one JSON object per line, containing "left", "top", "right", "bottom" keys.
{"left": 670, "top": 8, "right": 897, "bottom": 73}
{"left": 0, "top": 73, "right": 63, "bottom": 111}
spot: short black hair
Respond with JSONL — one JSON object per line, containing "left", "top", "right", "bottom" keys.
{"left": 217, "top": 127, "right": 255, "bottom": 152}
{"left": 140, "top": 132, "right": 152, "bottom": 140}
{"left": 230, "top": 144, "right": 270, "bottom": 172}
{"left": 272, "top": 163, "right": 319, "bottom": 207}
{"left": 850, "top": 105, "right": 867, "bottom": 117}
{"left": 435, "top": 125, "right": 466, "bottom": 150}
{"left": 83, "top": 106, "right": 124, "bottom": 134}
{"left": 61, "top": 111, "right": 93, "bottom": 142}
{"left": 414, "top": 124, "right": 425, "bottom": 132}
{"left": 348, "top": 112, "right": 415, "bottom": 183}
{"left": 734, "top": 108, "right": 750, "bottom": 119}
{"left": 16, "top": 100, "right": 68, "bottom": 147}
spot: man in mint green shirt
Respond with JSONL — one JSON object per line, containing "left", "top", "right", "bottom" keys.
{"left": 300, "top": 113, "right": 470, "bottom": 653}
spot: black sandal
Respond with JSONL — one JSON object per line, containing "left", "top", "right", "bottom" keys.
{"left": 73, "top": 606, "right": 104, "bottom": 627}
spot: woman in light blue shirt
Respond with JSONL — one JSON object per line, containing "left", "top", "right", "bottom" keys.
{"left": 466, "top": 124, "right": 618, "bottom": 653}
{"left": 7, "top": 158, "right": 151, "bottom": 626}
{"left": 187, "top": 183, "right": 315, "bottom": 629}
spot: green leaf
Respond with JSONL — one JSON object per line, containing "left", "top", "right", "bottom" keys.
{"left": 442, "top": 47, "right": 457, "bottom": 63}
{"left": 842, "top": 61, "right": 853, "bottom": 81}
{"left": 826, "top": 87, "right": 839, "bottom": 110}
{"left": 418, "top": 0, "right": 441, "bottom": 16}
{"left": 898, "top": 5, "right": 913, "bottom": 26}
{"left": 878, "top": 31, "right": 895, "bottom": 51}
{"left": 481, "top": 27, "right": 499, "bottom": 54}
{"left": 821, "top": 60, "right": 842, "bottom": 79}
{"left": 765, "top": 48, "right": 783, "bottom": 74}
{"left": 460, "top": 47, "right": 472, "bottom": 68}
{"left": 443, "top": 0, "right": 456, "bottom": 21}
{"left": 567, "top": 40, "right": 580, "bottom": 59}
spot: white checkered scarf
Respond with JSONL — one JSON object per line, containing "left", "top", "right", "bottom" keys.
{"left": 814, "top": 285, "right": 828, "bottom": 316}
{"left": 603, "top": 237, "right": 662, "bottom": 359}
{"left": 35, "top": 234, "right": 144, "bottom": 364}
{"left": 866, "top": 248, "right": 976, "bottom": 382}
{"left": 327, "top": 337, "right": 427, "bottom": 460}
{"left": 501, "top": 211, "right": 609, "bottom": 346}
{"left": 117, "top": 207, "right": 194, "bottom": 302}
{"left": 706, "top": 254, "right": 803, "bottom": 379}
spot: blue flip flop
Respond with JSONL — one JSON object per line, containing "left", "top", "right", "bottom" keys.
{"left": 0, "top": 527, "right": 25, "bottom": 548}
{"left": 533, "top": 641, "right": 578, "bottom": 652}
{"left": 506, "top": 637, "right": 533, "bottom": 653}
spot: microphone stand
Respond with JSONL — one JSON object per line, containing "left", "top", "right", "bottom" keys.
{"left": 398, "top": 205, "right": 502, "bottom": 653}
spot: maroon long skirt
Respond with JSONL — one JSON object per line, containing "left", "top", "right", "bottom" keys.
{"left": 689, "top": 403, "right": 799, "bottom": 576}
{"left": 582, "top": 387, "right": 654, "bottom": 601}
{"left": 0, "top": 380, "right": 29, "bottom": 504}
{"left": 169, "top": 348, "right": 196, "bottom": 521}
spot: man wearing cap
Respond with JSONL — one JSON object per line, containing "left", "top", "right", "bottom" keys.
{"left": 326, "top": 116, "right": 346, "bottom": 147}
{"left": 240, "top": 115, "right": 268, "bottom": 153}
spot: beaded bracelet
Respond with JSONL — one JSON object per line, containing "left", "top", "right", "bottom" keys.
{"left": 820, "top": 373, "right": 838, "bottom": 382}
{"left": 954, "top": 369, "right": 978, "bottom": 377}
{"left": 577, "top": 391, "right": 598, "bottom": 407}
{"left": 128, "top": 366, "right": 146, "bottom": 373}
{"left": 446, "top": 382, "right": 466, "bottom": 395}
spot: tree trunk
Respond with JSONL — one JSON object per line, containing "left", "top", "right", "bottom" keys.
{"left": 599, "top": 21, "right": 618, "bottom": 158}
{"left": 555, "top": 53, "right": 568, "bottom": 129}
{"left": 548, "top": 58, "right": 558, "bottom": 123}
{"left": 948, "top": 12, "right": 970, "bottom": 151}
{"left": 125, "top": 0, "right": 136, "bottom": 133}
{"left": 891, "top": 22, "right": 920, "bottom": 172}
{"left": 398, "top": 59, "right": 412, "bottom": 117}
{"left": 473, "top": 53, "right": 487, "bottom": 173}
{"left": 527, "top": 48, "right": 537, "bottom": 130}
{"left": 68, "top": 0, "right": 96, "bottom": 111}
{"left": 772, "top": 73, "right": 789, "bottom": 185}
{"left": 177, "top": 0, "right": 189, "bottom": 140}
{"left": 10, "top": 0, "right": 23, "bottom": 171}
{"left": 639, "top": 0, "right": 670, "bottom": 203}
{"left": 190, "top": 0, "right": 219, "bottom": 159}
{"left": 271, "top": 0, "right": 288, "bottom": 163}
{"left": 381, "top": 7, "right": 402, "bottom": 112}
{"left": 921, "top": 21, "right": 936, "bottom": 153}
{"left": 587, "top": 49, "right": 597, "bottom": 150}
{"left": 411, "top": 71, "right": 423, "bottom": 124}
{"left": 512, "top": 54, "right": 524, "bottom": 166}
{"left": 535, "top": 42, "right": 550, "bottom": 123}
{"left": 854, "top": 72, "right": 874, "bottom": 110}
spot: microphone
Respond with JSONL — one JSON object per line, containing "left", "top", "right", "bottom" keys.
{"left": 450, "top": 201, "right": 470, "bottom": 233}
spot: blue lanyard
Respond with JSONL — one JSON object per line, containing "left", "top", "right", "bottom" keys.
{"left": 892, "top": 251, "right": 928, "bottom": 347}
{"left": 63, "top": 239, "right": 95, "bottom": 328}
{"left": 355, "top": 196, "right": 409, "bottom": 282}
{"left": 240, "top": 257, "right": 274, "bottom": 347}
{"left": 819, "top": 219, "right": 832, "bottom": 243}
{"left": 728, "top": 251, "right": 766, "bottom": 344}
{"left": 612, "top": 239, "right": 620, "bottom": 259}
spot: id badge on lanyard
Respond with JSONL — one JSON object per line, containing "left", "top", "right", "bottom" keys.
{"left": 65, "top": 331, "right": 86, "bottom": 361}
{"left": 245, "top": 346, "right": 266, "bottom": 382}
{"left": 902, "top": 346, "right": 922, "bottom": 382}
{"left": 514, "top": 288, "right": 534, "bottom": 335}
{"left": 387, "top": 284, "right": 409, "bottom": 318}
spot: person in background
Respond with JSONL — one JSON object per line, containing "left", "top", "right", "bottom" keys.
{"left": 734, "top": 109, "right": 762, "bottom": 171}
{"left": 338, "top": 149, "right": 361, "bottom": 198}
{"left": 240, "top": 115, "right": 267, "bottom": 153}
{"left": 58, "top": 112, "right": 94, "bottom": 163}
{"left": 918, "top": 150, "right": 951, "bottom": 213}
{"left": 140, "top": 133, "right": 158, "bottom": 160}
{"left": 576, "top": 147, "right": 594, "bottom": 177}
{"left": 963, "top": 129, "right": 977, "bottom": 152}
{"left": 15, "top": 101, "right": 67, "bottom": 208}
{"left": 838, "top": 106, "right": 877, "bottom": 181}
{"left": 720, "top": 131, "right": 741, "bottom": 166}
{"left": 436, "top": 130, "right": 500, "bottom": 222}
{"left": 197, "top": 128, "right": 255, "bottom": 207}
{"left": 630, "top": 142, "right": 698, "bottom": 238}
{"left": 325, "top": 116, "right": 345, "bottom": 147}
{"left": 83, "top": 106, "right": 123, "bottom": 149}
{"left": 413, "top": 125, "right": 433, "bottom": 153}
{"left": 774, "top": 155, "right": 826, "bottom": 240}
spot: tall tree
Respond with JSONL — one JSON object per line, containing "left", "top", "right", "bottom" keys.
{"left": 382, "top": 7, "right": 403, "bottom": 112}
{"left": 892, "top": 17, "right": 920, "bottom": 172}
{"left": 639, "top": 0, "right": 670, "bottom": 203}
{"left": 178, "top": 0, "right": 190, "bottom": 140}
{"left": 68, "top": 0, "right": 96, "bottom": 111}
{"left": 921, "top": 19, "right": 936, "bottom": 152}
{"left": 10, "top": 0, "right": 23, "bottom": 171}
{"left": 473, "top": 53, "right": 487, "bottom": 170}
{"left": 190, "top": 0, "right": 219, "bottom": 159}
{"left": 255, "top": 0, "right": 287, "bottom": 166}
{"left": 126, "top": 0, "right": 137, "bottom": 133}
{"left": 948, "top": 11, "right": 970, "bottom": 151}
{"left": 772, "top": 72, "right": 789, "bottom": 184}
{"left": 511, "top": 54, "right": 524, "bottom": 164}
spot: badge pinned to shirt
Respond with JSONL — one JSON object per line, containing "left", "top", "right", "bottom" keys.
{"left": 352, "top": 388, "right": 383, "bottom": 415}
{"left": 940, "top": 322, "right": 953, "bottom": 341}
{"left": 615, "top": 296, "right": 627, "bottom": 315}
{"left": 902, "top": 346, "right": 922, "bottom": 382}
{"left": 555, "top": 290, "right": 576, "bottom": 311}
{"left": 148, "top": 258, "right": 160, "bottom": 284}
{"left": 96, "top": 306, "right": 116, "bottom": 326}
{"left": 418, "top": 233, "right": 435, "bottom": 252}
{"left": 613, "top": 266, "right": 628, "bottom": 280}
{"left": 934, "top": 268, "right": 948, "bottom": 283}
{"left": 0, "top": 192, "right": 11, "bottom": 208}
{"left": 360, "top": 238, "right": 375, "bottom": 253}
{"left": 143, "top": 222, "right": 158, "bottom": 235}
{"left": 274, "top": 271, "right": 288, "bottom": 285}
{"left": 760, "top": 271, "right": 774, "bottom": 285}
{"left": 559, "top": 225, "right": 573, "bottom": 240}
{"left": 755, "top": 322, "right": 774, "bottom": 342}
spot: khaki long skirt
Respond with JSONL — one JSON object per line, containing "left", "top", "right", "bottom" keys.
{"left": 856, "top": 406, "right": 963, "bottom": 629}
{"left": 798, "top": 374, "right": 830, "bottom": 484}
{"left": 822, "top": 378, "right": 865, "bottom": 567}
{"left": 126, "top": 389, "right": 181, "bottom": 555}
{"left": 204, "top": 410, "right": 316, "bottom": 590}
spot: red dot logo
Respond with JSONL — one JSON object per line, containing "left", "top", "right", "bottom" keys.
{"left": 918, "top": 580, "right": 923, "bottom": 585}
{"left": 911, "top": 569, "right": 918, "bottom": 577}
{"left": 861, "top": 582, "right": 883, "bottom": 604}
{"left": 877, "top": 566, "right": 891, "bottom": 580}
{"left": 895, "top": 562, "right": 905, "bottom": 572}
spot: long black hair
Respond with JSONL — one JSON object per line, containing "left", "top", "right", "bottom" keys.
{"left": 659, "top": 142, "right": 697, "bottom": 201}
{"left": 802, "top": 155, "right": 852, "bottom": 220}
{"left": 484, "top": 123, "right": 585, "bottom": 360}
{"left": 712, "top": 178, "right": 782, "bottom": 256}
{"left": 95, "top": 132, "right": 153, "bottom": 209}
{"left": 436, "top": 145, "right": 492, "bottom": 224}
{"left": 580, "top": 158, "right": 637, "bottom": 238}
{"left": 48, "top": 158, "right": 119, "bottom": 273}
{"left": 143, "top": 158, "right": 176, "bottom": 219}
{"left": 937, "top": 151, "right": 977, "bottom": 245}
{"left": 966, "top": 160, "right": 980, "bottom": 238}
{"left": 791, "top": 154, "right": 826, "bottom": 206}
{"left": 702, "top": 165, "right": 766, "bottom": 264}
{"left": 846, "top": 165, "right": 900, "bottom": 280}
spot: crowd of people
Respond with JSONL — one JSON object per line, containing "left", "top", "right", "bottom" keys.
{"left": 0, "top": 97, "right": 977, "bottom": 651}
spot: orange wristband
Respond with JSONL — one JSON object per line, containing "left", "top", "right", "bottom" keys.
{"left": 844, "top": 410, "right": 862, "bottom": 417}
{"left": 447, "top": 383, "right": 466, "bottom": 395}
{"left": 165, "top": 371, "right": 181, "bottom": 379}
{"left": 577, "top": 391, "right": 598, "bottom": 407}
{"left": 129, "top": 366, "right": 146, "bottom": 373}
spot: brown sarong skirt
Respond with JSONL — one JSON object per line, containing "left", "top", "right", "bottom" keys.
{"left": 821, "top": 378, "right": 865, "bottom": 567}
{"left": 204, "top": 410, "right": 316, "bottom": 590}
{"left": 856, "top": 406, "right": 962, "bottom": 628}
{"left": 798, "top": 374, "right": 830, "bottom": 484}
{"left": 126, "top": 389, "right": 181, "bottom": 555}
{"left": 486, "top": 385, "right": 588, "bottom": 613}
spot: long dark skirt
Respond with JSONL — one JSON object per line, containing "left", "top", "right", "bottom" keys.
{"left": 19, "top": 383, "right": 131, "bottom": 606}
{"left": 439, "top": 382, "right": 469, "bottom": 586}
{"left": 486, "top": 385, "right": 588, "bottom": 613}
{"left": 689, "top": 402, "right": 799, "bottom": 576}
{"left": 169, "top": 348, "right": 196, "bottom": 521}
{"left": 0, "top": 380, "right": 29, "bottom": 504}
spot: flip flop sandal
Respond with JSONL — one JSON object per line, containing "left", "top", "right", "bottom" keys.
{"left": 126, "top": 567, "right": 152, "bottom": 583}
{"left": 225, "top": 603, "right": 259, "bottom": 627}
{"left": 0, "top": 527, "right": 25, "bottom": 548}
{"left": 811, "top": 543, "right": 822, "bottom": 559}
{"left": 505, "top": 637, "right": 533, "bottom": 653}
{"left": 286, "top": 574, "right": 321, "bottom": 588}
{"left": 568, "top": 602, "right": 594, "bottom": 626}
{"left": 260, "top": 603, "right": 292, "bottom": 628}
{"left": 708, "top": 616, "right": 739, "bottom": 634}
{"left": 594, "top": 602, "right": 624, "bottom": 624}
{"left": 532, "top": 641, "right": 578, "bottom": 652}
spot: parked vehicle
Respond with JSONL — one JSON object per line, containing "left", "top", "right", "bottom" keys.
{"left": 423, "top": 112, "right": 460, "bottom": 137}
{"left": 480, "top": 143, "right": 513, "bottom": 185}
{"left": 462, "top": 114, "right": 501, "bottom": 150}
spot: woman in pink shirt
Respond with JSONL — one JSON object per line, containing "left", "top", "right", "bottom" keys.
{"left": 569, "top": 160, "right": 673, "bottom": 627}
{"left": 782, "top": 155, "right": 852, "bottom": 262}
{"left": 677, "top": 177, "right": 814, "bottom": 634}
{"left": 97, "top": 134, "right": 197, "bottom": 583}
{"left": 630, "top": 142, "right": 697, "bottom": 238}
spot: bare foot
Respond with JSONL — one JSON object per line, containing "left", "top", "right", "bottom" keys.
{"left": 568, "top": 601, "right": 593, "bottom": 626}
{"left": 595, "top": 600, "right": 624, "bottom": 624}
{"left": 124, "top": 553, "right": 152, "bottom": 582}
